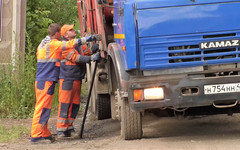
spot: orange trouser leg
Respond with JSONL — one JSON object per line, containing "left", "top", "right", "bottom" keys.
{"left": 57, "top": 79, "right": 72, "bottom": 132}
{"left": 68, "top": 80, "right": 81, "bottom": 129}
{"left": 31, "top": 81, "right": 55, "bottom": 141}
{"left": 57, "top": 79, "right": 81, "bottom": 132}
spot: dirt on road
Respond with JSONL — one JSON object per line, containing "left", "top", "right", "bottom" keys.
{"left": 2, "top": 111, "right": 240, "bottom": 150}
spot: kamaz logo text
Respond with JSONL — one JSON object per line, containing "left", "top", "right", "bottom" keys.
{"left": 200, "top": 40, "right": 240, "bottom": 50}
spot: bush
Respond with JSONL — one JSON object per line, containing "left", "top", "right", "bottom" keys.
{"left": 0, "top": 33, "right": 36, "bottom": 118}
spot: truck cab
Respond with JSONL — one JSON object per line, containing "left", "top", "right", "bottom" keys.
{"left": 77, "top": 0, "right": 240, "bottom": 139}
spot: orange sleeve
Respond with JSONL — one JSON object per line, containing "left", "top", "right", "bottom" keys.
{"left": 80, "top": 45, "right": 91, "bottom": 56}
{"left": 51, "top": 39, "right": 78, "bottom": 52}
{"left": 65, "top": 39, "right": 78, "bottom": 50}
{"left": 62, "top": 49, "right": 80, "bottom": 63}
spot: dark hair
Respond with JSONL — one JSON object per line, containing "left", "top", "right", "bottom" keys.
{"left": 48, "top": 23, "right": 61, "bottom": 36}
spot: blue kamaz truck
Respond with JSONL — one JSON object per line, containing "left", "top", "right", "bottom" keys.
{"left": 77, "top": 0, "right": 240, "bottom": 139}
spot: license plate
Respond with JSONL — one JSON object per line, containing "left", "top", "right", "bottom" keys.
{"left": 204, "top": 83, "right": 240, "bottom": 95}
{"left": 200, "top": 39, "right": 240, "bottom": 50}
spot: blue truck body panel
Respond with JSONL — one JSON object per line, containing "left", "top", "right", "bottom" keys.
{"left": 118, "top": 0, "right": 240, "bottom": 70}
{"left": 124, "top": 2, "right": 138, "bottom": 70}
{"left": 113, "top": 0, "right": 129, "bottom": 70}
{"left": 135, "top": 0, "right": 240, "bottom": 10}
{"left": 137, "top": 2, "right": 240, "bottom": 37}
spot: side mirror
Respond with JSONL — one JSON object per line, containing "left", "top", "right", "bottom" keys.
{"left": 98, "top": 0, "right": 108, "bottom": 4}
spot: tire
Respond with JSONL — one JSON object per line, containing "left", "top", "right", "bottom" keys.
{"left": 121, "top": 99, "right": 142, "bottom": 140}
{"left": 96, "top": 94, "right": 111, "bottom": 120}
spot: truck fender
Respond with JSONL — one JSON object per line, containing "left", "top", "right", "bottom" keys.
{"left": 108, "top": 43, "right": 130, "bottom": 92}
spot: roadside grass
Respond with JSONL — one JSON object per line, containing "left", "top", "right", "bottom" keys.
{"left": 0, "top": 33, "right": 36, "bottom": 119}
{"left": 0, "top": 120, "right": 29, "bottom": 143}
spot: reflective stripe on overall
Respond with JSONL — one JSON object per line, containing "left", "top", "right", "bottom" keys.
{"left": 57, "top": 79, "right": 81, "bottom": 132}
{"left": 35, "top": 39, "right": 78, "bottom": 81}
{"left": 59, "top": 45, "right": 90, "bottom": 80}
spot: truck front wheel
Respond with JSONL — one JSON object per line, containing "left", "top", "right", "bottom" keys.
{"left": 121, "top": 98, "right": 142, "bottom": 140}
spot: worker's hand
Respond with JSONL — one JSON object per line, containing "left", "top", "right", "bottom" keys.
{"left": 91, "top": 44, "right": 99, "bottom": 53}
{"left": 85, "top": 34, "right": 102, "bottom": 42}
{"left": 92, "top": 34, "right": 102, "bottom": 41}
{"left": 90, "top": 52, "right": 100, "bottom": 61}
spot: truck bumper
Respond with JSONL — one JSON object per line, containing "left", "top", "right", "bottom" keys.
{"left": 129, "top": 74, "right": 240, "bottom": 111}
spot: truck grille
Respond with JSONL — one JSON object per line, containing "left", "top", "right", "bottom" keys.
{"left": 168, "top": 33, "right": 239, "bottom": 64}
{"left": 140, "top": 32, "right": 240, "bottom": 70}
{"left": 169, "top": 46, "right": 237, "bottom": 63}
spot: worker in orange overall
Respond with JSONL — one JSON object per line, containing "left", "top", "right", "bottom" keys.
{"left": 56, "top": 24, "right": 101, "bottom": 138}
{"left": 31, "top": 23, "right": 100, "bottom": 144}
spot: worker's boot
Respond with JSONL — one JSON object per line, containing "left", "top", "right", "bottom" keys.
{"left": 31, "top": 135, "right": 55, "bottom": 144}
{"left": 69, "top": 129, "right": 80, "bottom": 138}
{"left": 56, "top": 131, "right": 70, "bottom": 139}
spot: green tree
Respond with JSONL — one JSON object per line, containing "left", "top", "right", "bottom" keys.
{"left": 39, "top": 0, "right": 79, "bottom": 26}
{"left": 26, "top": 0, "right": 79, "bottom": 50}
{"left": 26, "top": 0, "right": 53, "bottom": 50}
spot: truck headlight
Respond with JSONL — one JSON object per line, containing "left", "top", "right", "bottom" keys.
{"left": 133, "top": 87, "right": 164, "bottom": 101}
{"left": 144, "top": 87, "right": 164, "bottom": 100}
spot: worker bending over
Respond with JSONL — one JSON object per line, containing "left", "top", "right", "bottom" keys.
{"left": 56, "top": 24, "right": 101, "bottom": 138}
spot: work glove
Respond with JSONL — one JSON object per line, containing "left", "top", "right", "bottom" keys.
{"left": 85, "top": 34, "right": 102, "bottom": 42}
{"left": 92, "top": 34, "right": 102, "bottom": 41}
{"left": 91, "top": 44, "right": 99, "bottom": 53}
{"left": 91, "top": 52, "right": 100, "bottom": 61}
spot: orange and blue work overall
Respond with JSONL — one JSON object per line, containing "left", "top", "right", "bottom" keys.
{"left": 57, "top": 38, "right": 92, "bottom": 134}
{"left": 31, "top": 37, "right": 82, "bottom": 142}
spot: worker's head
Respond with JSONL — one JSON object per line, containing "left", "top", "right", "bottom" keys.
{"left": 61, "top": 24, "right": 77, "bottom": 40}
{"left": 48, "top": 23, "right": 61, "bottom": 40}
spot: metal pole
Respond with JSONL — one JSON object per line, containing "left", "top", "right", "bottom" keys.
{"left": 79, "top": 61, "right": 98, "bottom": 138}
